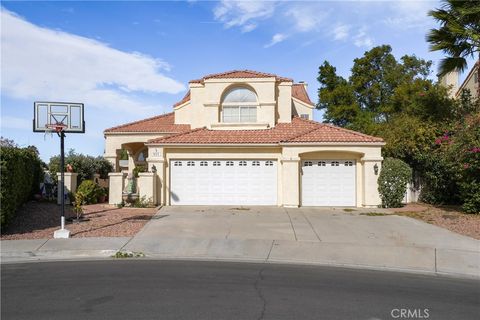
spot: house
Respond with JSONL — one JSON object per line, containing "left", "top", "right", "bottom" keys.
{"left": 440, "top": 61, "right": 479, "bottom": 99}
{"left": 104, "top": 70, "right": 384, "bottom": 207}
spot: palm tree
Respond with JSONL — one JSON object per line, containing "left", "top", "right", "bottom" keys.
{"left": 427, "top": 0, "right": 480, "bottom": 97}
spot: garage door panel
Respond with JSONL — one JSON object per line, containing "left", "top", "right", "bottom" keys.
{"left": 302, "top": 159, "right": 356, "bottom": 206}
{"left": 170, "top": 160, "right": 277, "bottom": 205}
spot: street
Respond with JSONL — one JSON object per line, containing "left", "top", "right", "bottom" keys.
{"left": 2, "top": 260, "right": 479, "bottom": 320}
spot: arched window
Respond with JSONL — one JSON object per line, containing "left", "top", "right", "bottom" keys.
{"left": 222, "top": 87, "right": 257, "bottom": 123}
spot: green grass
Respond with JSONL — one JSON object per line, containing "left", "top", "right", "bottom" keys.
{"left": 343, "top": 208, "right": 357, "bottom": 212}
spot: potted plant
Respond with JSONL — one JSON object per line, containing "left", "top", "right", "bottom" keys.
{"left": 97, "top": 187, "right": 107, "bottom": 203}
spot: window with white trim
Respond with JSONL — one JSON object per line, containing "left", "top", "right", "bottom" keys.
{"left": 304, "top": 161, "right": 313, "bottom": 166}
{"left": 239, "top": 161, "right": 247, "bottom": 166}
{"left": 265, "top": 161, "right": 274, "bottom": 166}
{"left": 222, "top": 87, "right": 258, "bottom": 123}
{"left": 252, "top": 161, "right": 260, "bottom": 166}
{"left": 331, "top": 161, "right": 340, "bottom": 166}
{"left": 318, "top": 161, "right": 326, "bottom": 166}
{"left": 200, "top": 161, "right": 208, "bottom": 166}
{"left": 213, "top": 161, "right": 221, "bottom": 166}
{"left": 344, "top": 161, "right": 354, "bottom": 166}
{"left": 174, "top": 161, "right": 182, "bottom": 166}
{"left": 226, "top": 161, "right": 234, "bottom": 166}
{"left": 187, "top": 161, "right": 195, "bottom": 166}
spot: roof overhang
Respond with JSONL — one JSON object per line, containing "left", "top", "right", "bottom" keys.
{"left": 292, "top": 97, "right": 314, "bottom": 109}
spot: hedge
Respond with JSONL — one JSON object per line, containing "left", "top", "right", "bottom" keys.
{"left": 0, "top": 145, "right": 44, "bottom": 229}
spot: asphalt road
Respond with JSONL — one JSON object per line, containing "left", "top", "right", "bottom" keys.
{"left": 2, "top": 260, "right": 479, "bottom": 320}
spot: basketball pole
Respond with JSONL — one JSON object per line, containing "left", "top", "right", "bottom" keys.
{"left": 60, "top": 130, "right": 66, "bottom": 230}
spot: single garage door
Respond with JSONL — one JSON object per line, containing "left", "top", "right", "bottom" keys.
{"left": 301, "top": 160, "right": 356, "bottom": 206}
{"left": 170, "top": 160, "right": 277, "bottom": 205}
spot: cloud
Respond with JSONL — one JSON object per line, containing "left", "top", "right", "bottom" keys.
{"left": 264, "top": 33, "right": 288, "bottom": 48}
{"left": 1, "top": 9, "right": 185, "bottom": 115}
{"left": 353, "top": 27, "right": 374, "bottom": 48}
{"left": 284, "top": 4, "right": 330, "bottom": 32}
{"left": 1, "top": 115, "right": 31, "bottom": 130}
{"left": 332, "top": 24, "right": 349, "bottom": 41}
{"left": 383, "top": 0, "right": 436, "bottom": 30}
{"left": 213, "top": 0, "right": 275, "bottom": 32}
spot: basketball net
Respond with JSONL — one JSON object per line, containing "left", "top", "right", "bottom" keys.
{"left": 45, "top": 123, "right": 67, "bottom": 140}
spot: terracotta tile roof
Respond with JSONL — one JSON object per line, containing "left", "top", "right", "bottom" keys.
{"left": 189, "top": 70, "right": 293, "bottom": 83}
{"left": 292, "top": 84, "right": 314, "bottom": 106}
{"left": 173, "top": 90, "right": 190, "bottom": 107}
{"left": 104, "top": 112, "right": 191, "bottom": 133}
{"left": 148, "top": 117, "right": 383, "bottom": 145}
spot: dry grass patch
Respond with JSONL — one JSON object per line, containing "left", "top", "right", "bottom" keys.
{"left": 391, "top": 204, "right": 480, "bottom": 240}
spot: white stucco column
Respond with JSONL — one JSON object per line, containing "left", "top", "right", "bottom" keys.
{"left": 104, "top": 153, "right": 119, "bottom": 172}
{"left": 361, "top": 157, "right": 383, "bottom": 207}
{"left": 108, "top": 172, "right": 126, "bottom": 205}
{"left": 281, "top": 157, "right": 301, "bottom": 207}
{"left": 146, "top": 146, "right": 165, "bottom": 206}
{"left": 137, "top": 172, "right": 156, "bottom": 205}
{"left": 57, "top": 172, "right": 78, "bottom": 205}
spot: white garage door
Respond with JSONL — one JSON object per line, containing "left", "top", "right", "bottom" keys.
{"left": 301, "top": 160, "right": 356, "bottom": 206}
{"left": 170, "top": 160, "right": 277, "bottom": 205}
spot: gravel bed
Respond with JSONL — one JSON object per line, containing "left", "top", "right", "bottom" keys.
{"left": 1, "top": 201, "right": 157, "bottom": 240}
{"left": 391, "top": 203, "right": 480, "bottom": 240}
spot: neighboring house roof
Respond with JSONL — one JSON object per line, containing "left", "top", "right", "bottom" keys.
{"left": 189, "top": 70, "right": 293, "bottom": 83}
{"left": 455, "top": 60, "right": 479, "bottom": 98}
{"left": 173, "top": 83, "right": 314, "bottom": 108}
{"left": 104, "top": 112, "right": 190, "bottom": 133}
{"left": 148, "top": 117, "right": 383, "bottom": 145}
{"left": 292, "top": 84, "right": 314, "bottom": 106}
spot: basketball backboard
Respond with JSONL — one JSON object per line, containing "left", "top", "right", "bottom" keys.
{"left": 33, "top": 102, "right": 85, "bottom": 133}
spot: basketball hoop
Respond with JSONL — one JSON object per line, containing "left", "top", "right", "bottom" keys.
{"left": 45, "top": 123, "right": 68, "bottom": 139}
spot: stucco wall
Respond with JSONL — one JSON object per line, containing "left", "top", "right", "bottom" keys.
{"left": 174, "top": 78, "right": 292, "bottom": 129}
{"left": 291, "top": 99, "right": 314, "bottom": 120}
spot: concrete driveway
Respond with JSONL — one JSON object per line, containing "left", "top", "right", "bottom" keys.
{"left": 132, "top": 206, "right": 479, "bottom": 251}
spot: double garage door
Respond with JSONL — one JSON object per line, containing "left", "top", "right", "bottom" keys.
{"left": 170, "top": 159, "right": 356, "bottom": 206}
{"left": 170, "top": 160, "right": 277, "bottom": 205}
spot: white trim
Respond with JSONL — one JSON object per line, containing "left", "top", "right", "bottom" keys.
{"left": 173, "top": 101, "right": 190, "bottom": 110}
{"left": 292, "top": 97, "right": 314, "bottom": 108}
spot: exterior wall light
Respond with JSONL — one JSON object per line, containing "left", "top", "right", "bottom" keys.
{"left": 151, "top": 164, "right": 157, "bottom": 173}
{"left": 374, "top": 163, "right": 379, "bottom": 175}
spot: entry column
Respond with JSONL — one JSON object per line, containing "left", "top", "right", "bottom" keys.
{"left": 146, "top": 146, "right": 165, "bottom": 206}
{"left": 281, "top": 157, "right": 301, "bottom": 207}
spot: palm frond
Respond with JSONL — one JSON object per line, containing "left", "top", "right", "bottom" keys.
{"left": 437, "top": 57, "right": 468, "bottom": 77}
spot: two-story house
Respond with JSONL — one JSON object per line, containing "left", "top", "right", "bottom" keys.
{"left": 104, "top": 70, "right": 384, "bottom": 207}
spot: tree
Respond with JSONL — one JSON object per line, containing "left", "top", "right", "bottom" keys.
{"left": 427, "top": 0, "right": 480, "bottom": 96}
{"left": 316, "top": 45, "right": 451, "bottom": 134}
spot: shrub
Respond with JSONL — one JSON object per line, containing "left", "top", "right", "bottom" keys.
{"left": 48, "top": 150, "right": 113, "bottom": 185}
{"left": 76, "top": 180, "right": 102, "bottom": 204}
{"left": 378, "top": 158, "right": 412, "bottom": 208}
{"left": 0, "top": 140, "right": 44, "bottom": 229}
{"left": 133, "top": 165, "right": 146, "bottom": 178}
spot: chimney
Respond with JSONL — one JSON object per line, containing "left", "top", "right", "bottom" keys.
{"left": 439, "top": 70, "right": 459, "bottom": 98}
{"left": 298, "top": 81, "right": 308, "bottom": 90}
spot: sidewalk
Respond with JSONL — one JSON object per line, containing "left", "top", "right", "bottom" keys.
{"left": 2, "top": 236, "right": 479, "bottom": 279}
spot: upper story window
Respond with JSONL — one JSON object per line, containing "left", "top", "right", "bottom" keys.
{"left": 222, "top": 87, "right": 258, "bottom": 123}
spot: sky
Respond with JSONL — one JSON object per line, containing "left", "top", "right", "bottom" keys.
{"left": 1, "top": 0, "right": 470, "bottom": 162}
